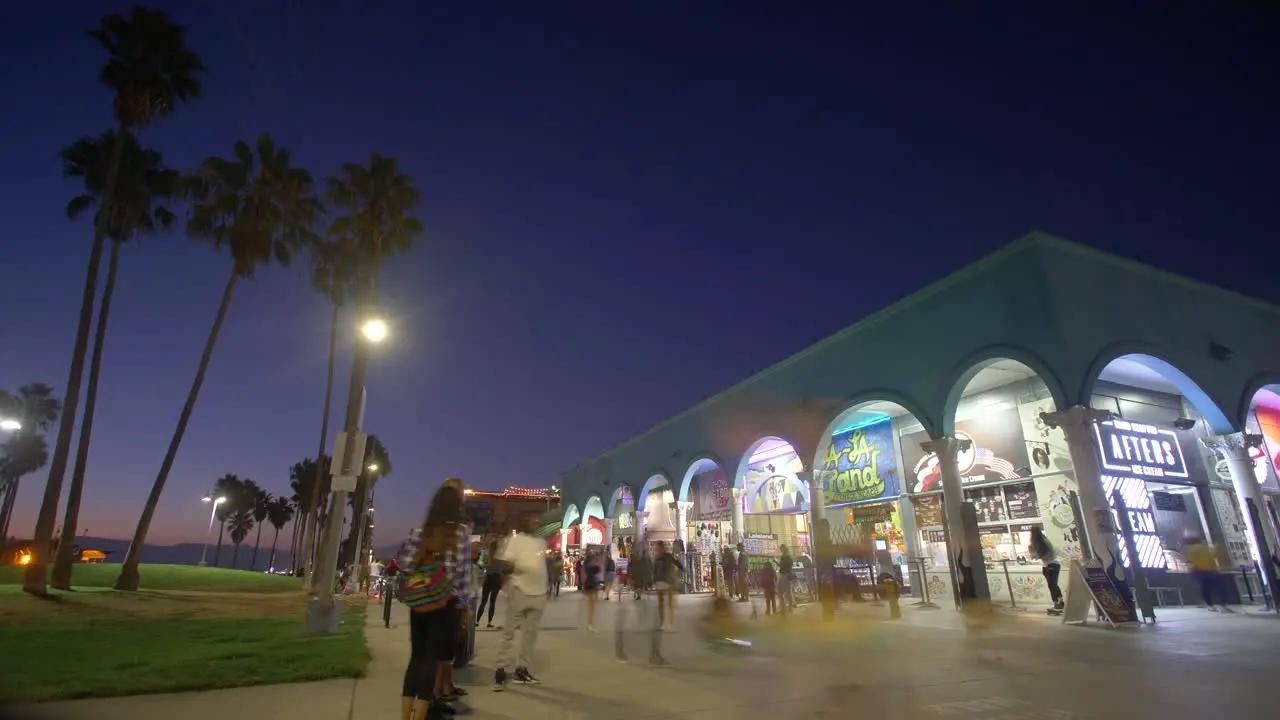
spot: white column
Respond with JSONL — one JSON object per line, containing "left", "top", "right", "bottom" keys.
{"left": 1040, "top": 407, "right": 1123, "bottom": 574}
{"left": 602, "top": 517, "right": 615, "bottom": 553}
{"left": 1203, "top": 432, "right": 1279, "bottom": 569}
{"left": 636, "top": 510, "right": 647, "bottom": 545}
{"left": 675, "top": 502, "right": 693, "bottom": 546}
{"left": 920, "top": 436, "right": 987, "bottom": 606}
{"left": 731, "top": 488, "right": 746, "bottom": 544}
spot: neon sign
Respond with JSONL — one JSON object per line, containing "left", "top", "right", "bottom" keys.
{"left": 1094, "top": 420, "right": 1188, "bottom": 479}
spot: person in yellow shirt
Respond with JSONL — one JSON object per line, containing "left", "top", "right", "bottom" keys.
{"left": 1184, "top": 534, "right": 1232, "bottom": 613}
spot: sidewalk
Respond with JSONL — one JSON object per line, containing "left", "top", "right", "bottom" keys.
{"left": 19, "top": 589, "right": 1280, "bottom": 719}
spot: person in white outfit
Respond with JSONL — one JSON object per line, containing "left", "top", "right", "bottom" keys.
{"left": 493, "top": 511, "right": 549, "bottom": 690}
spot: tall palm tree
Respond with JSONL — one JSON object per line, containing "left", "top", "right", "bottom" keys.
{"left": 247, "top": 483, "right": 269, "bottom": 571}
{"left": 301, "top": 238, "right": 356, "bottom": 583}
{"left": 210, "top": 473, "right": 243, "bottom": 568}
{"left": 289, "top": 455, "right": 323, "bottom": 573}
{"left": 115, "top": 135, "right": 320, "bottom": 591}
{"left": 0, "top": 386, "right": 62, "bottom": 551}
{"left": 27, "top": 6, "right": 203, "bottom": 596}
{"left": 343, "top": 434, "right": 391, "bottom": 566}
{"left": 227, "top": 507, "right": 254, "bottom": 570}
{"left": 265, "top": 496, "right": 293, "bottom": 571}
{"left": 323, "top": 153, "right": 421, "bottom": 581}
{"left": 51, "top": 132, "right": 179, "bottom": 590}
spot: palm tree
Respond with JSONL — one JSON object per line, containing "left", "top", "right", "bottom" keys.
{"left": 344, "top": 434, "right": 391, "bottom": 566}
{"left": 210, "top": 473, "right": 244, "bottom": 568}
{"left": 265, "top": 496, "right": 293, "bottom": 571}
{"left": 27, "top": 6, "right": 203, "bottom": 596}
{"left": 323, "top": 153, "right": 421, "bottom": 580}
{"left": 247, "top": 482, "right": 270, "bottom": 571}
{"left": 289, "top": 456, "right": 323, "bottom": 573}
{"left": 0, "top": 386, "right": 62, "bottom": 551}
{"left": 300, "top": 238, "right": 356, "bottom": 583}
{"left": 227, "top": 507, "right": 254, "bottom": 570}
{"left": 51, "top": 132, "right": 180, "bottom": 591}
{"left": 115, "top": 135, "right": 320, "bottom": 591}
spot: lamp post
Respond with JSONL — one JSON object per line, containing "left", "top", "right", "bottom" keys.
{"left": 310, "top": 312, "right": 388, "bottom": 633}
{"left": 547, "top": 485, "right": 559, "bottom": 512}
{"left": 0, "top": 418, "right": 21, "bottom": 432}
{"left": 199, "top": 496, "right": 226, "bottom": 566}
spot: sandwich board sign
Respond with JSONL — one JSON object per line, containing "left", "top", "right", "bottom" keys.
{"left": 1062, "top": 560, "right": 1140, "bottom": 627}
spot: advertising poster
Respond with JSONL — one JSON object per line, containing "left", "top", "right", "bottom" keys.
{"left": 1217, "top": 410, "right": 1280, "bottom": 492}
{"left": 1019, "top": 396, "right": 1083, "bottom": 562}
{"left": 911, "top": 494, "right": 944, "bottom": 528}
{"left": 901, "top": 404, "right": 1030, "bottom": 494}
{"left": 743, "top": 447, "right": 809, "bottom": 514}
{"left": 692, "top": 469, "right": 733, "bottom": 521}
{"left": 818, "top": 417, "right": 900, "bottom": 505}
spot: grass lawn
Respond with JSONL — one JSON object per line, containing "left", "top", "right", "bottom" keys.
{"left": 0, "top": 576, "right": 369, "bottom": 702}
{"left": 0, "top": 562, "right": 303, "bottom": 594}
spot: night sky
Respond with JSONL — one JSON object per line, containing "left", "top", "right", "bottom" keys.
{"left": 1, "top": 3, "right": 1276, "bottom": 547}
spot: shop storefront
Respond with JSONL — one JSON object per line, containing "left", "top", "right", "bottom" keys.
{"left": 741, "top": 439, "right": 812, "bottom": 597}
{"left": 687, "top": 467, "right": 733, "bottom": 592}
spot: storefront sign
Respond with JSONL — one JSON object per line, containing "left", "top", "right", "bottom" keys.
{"left": 845, "top": 503, "right": 893, "bottom": 526}
{"left": 617, "top": 512, "right": 634, "bottom": 530}
{"left": 692, "top": 469, "right": 733, "bottom": 521}
{"left": 820, "top": 417, "right": 899, "bottom": 505}
{"left": 904, "top": 405, "right": 1029, "bottom": 492}
{"left": 1004, "top": 482, "right": 1040, "bottom": 520}
{"left": 911, "top": 494, "right": 944, "bottom": 528}
{"left": 743, "top": 532, "right": 779, "bottom": 556}
{"left": 1094, "top": 419, "right": 1188, "bottom": 479}
{"left": 583, "top": 517, "right": 605, "bottom": 546}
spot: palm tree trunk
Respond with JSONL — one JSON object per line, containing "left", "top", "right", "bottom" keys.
{"left": 304, "top": 301, "right": 339, "bottom": 588}
{"left": 0, "top": 478, "right": 17, "bottom": 552}
{"left": 290, "top": 516, "right": 302, "bottom": 572}
{"left": 52, "top": 240, "right": 122, "bottom": 590}
{"left": 232, "top": 543, "right": 240, "bottom": 570}
{"left": 250, "top": 521, "right": 263, "bottom": 571}
{"left": 115, "top": 271, "right": 239, "bottom": 591}
{"left": 269, "top": 526, "right": 281, "bottom": 570}
{"left": 25, "top": 128, "right": 125, "bottom": 596}
{"left": 214, "top": 520, "right": 226, "bottom": 567}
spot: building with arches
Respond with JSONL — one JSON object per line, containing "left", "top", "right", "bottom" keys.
{"left": 557, "top": 232, "right": 1280, "bottom": 610}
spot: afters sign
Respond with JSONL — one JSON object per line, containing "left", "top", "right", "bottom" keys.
{"left": 1094, "top": 420, "right": 1189, "bottom": 480}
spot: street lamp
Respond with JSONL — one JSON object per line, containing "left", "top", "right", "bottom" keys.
{"left": 361, "top": 317, "right": 388, "bottom": 343}
{"left": 0, "top": 418, "right": 21, "bottom": 432}
{"left": 367, "top": 463, "right": 378, "bottom": 473}
{"left": 199, "top": 496, "right": 226, "bottom": 566}
{"left": 547, "top": 485, "right": 560, "bottom": 511}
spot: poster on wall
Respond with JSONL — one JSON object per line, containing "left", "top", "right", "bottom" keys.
{"left": 901, "top": 405, "right": 1031, "bottom": 493}
{"left": 1005, "top": 482, "right": 1040, "bottom": 520}
{"left": 819, "top": 417, "right": 900, "bottom": 505}
{"left": 911, "top": 494, "right": 944, "bottom": 528}
{"left": 743, "top": 445, "right": 809, "bottom": 514}
{"left": 692, "top": 469, "right": 733, "bottom": 521}
{"left": 1216, "top": 411, "right": 1280, "bottom": 492}
{"left": 743, "top": 532, "right": 779, "bottom": 556}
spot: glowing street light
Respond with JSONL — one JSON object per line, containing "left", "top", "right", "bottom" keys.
{"left": 361, "top": 317, "right": 388, "bottom": 343}
{"left": 367, "top": 463, "right": 379, "bottom": 473}
{"left": 199, "top": 495, "right": 227, "bottom": 566}
{"left": 0, "top": 418, "right": 21, "bottom": 432}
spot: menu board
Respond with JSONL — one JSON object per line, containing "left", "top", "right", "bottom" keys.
{"left": 1152, "top": 491, "right": 1186, "bottom": 512}
{"left": 966, "top": 486, "right": 1007, "bottom": 523}
{"left": 1005, "top": 482, "right": 1040, "bottom": 520}
{"left": 911, "top": 494, "right": 944, "bottom": 528}
{"left": 743, "top": 532, "right": 779, "bottom": 556}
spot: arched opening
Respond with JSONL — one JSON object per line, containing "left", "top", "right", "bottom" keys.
{"left": 1092, "top": 354, "right": 1275, "bottom": 601}
{"left": 1243, "top": 384, "right": 1280, "bottom": 565}
{"left": 606, "top": 485, "right": 637, "bottom": 557}
{"left": 936, "top": 357, "right": 1069, "bottom": 609}
{"left": 735, "top": 437, "right": 812, "bottom": 568}
{"left": 636, "top": 473, "right": 677, "bottom": 549}
{"left": 813, "top": 399, "right": 938, "bottom": 604}
{"left": 582, "top": 495, "right": 605, "bottom": 524}
{"left": 678, "top": 457, "right": 730, "bottom": 592}
{"left": 561, "top": 503, "right": 581, "bottom": 530}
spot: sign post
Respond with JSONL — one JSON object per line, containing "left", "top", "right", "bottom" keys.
{"left": 1112, "top": 490, "right": 1157, "bottom": 623}
{"left": 1062, "top": 559, "right": 1140, "bottom": 627}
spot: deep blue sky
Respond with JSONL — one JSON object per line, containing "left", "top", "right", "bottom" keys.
{"left": 1, "top": 2, "right": 1276, "bottom": 546}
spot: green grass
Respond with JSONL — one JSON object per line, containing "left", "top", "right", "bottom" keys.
{"left": 0, "top": 603, "right": 367, "bottom": 702}
{"left": 0, "top": 563, "right": 302, "bottom": 593}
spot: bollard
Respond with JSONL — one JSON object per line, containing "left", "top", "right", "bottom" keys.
{"left": 879, "top": 572, "right": 901, "bottom": 619}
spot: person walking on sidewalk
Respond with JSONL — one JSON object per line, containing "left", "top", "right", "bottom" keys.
{"left": 1028, "top": 527, "right": 1065, "bottom": 615}
{"left": 478, "top": 540, "right": 503, "bottom": 628}
{"left": 493, "top": 511, "right": 549, "bottom": 691}
{"left": 653, "top": 541, "right": 684, "bottom": 628}
{"left": 778, "top": 545, "right": 796, "bottom": 611}
{"left": 400, "top": 484, "right": 466, "bottom": 720}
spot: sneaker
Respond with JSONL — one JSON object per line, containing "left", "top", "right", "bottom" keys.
{"left": 486, "top": 623, "right": 494, "bottom": 628}
{"left": 440, "top": 687, "right": 467, "bottom": 700}
{"left": 493, "top": 668, "right": 508, "bottom": 692}
{"left": 649, "top": 655, "right": 670, "bottom": 666}
{"left": 427, "top": 701, "right": 457, "bottom": 717}
{"left": 514, "top": 667, "right": 540, "bottom": 685}
{"left": 616, "top": 654, "right": 628, "bottom": 663}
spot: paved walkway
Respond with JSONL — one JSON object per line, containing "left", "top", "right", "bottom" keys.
{"left": 19, "top": 590, "right": 1280, "bottom": 719}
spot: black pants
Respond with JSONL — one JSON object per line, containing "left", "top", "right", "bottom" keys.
{"left": 763, "top": 588, "right": 777, "bottom": 614}
{"left": 402, "top": 609, "right": 442, "bottom": 700}
{"left": 1042, "top": 563, "right": 1063, "bottom": 604}
{"left": 1195, "top": 570, "right": 1216, "bottom": 606}
{"left": 480, "top": 575, "right": 502, "bottom": 625}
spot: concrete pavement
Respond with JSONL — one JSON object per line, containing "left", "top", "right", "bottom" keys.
{"left": 17, "top": 589, "right": 1280, "bottom": 719}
